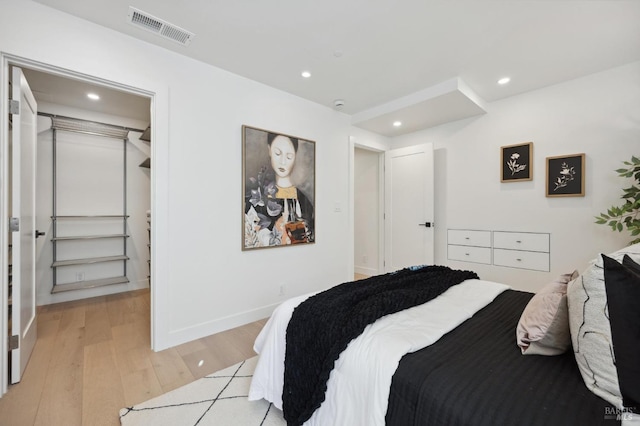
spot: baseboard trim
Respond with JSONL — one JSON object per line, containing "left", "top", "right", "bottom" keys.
{"left": 354, "top": 265, "right": 378, "bottom": 276}
{"left": 158, "top": 303, "right": 279, "bottom": 351}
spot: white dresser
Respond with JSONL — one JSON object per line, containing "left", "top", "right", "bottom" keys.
{"left": 447, "top": 229, "right": 550, "bottom": 272}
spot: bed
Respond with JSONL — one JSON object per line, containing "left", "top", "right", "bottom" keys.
{"left": 385, "top": 289, "right": 616, "bottom": 426}
{"left": 248, "top": 255, "right": 640, "bottom": 426}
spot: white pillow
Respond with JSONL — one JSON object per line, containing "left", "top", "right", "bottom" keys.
{"left": 566, "top": 242, "right": 640, "bottom": 408}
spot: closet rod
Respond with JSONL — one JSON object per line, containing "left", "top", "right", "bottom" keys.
{"left": 38, "top": 112, "right": 145, "bottom": 139}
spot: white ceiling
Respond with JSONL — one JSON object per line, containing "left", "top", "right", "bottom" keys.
{"left": 21, "top": 68, "right": 151, "bottom": 124}
{"left": 31, "top": 0, "right": 640, "bottom": 136}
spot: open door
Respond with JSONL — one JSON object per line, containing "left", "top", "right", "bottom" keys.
{"left": 10, "top": 66, "right": 38, "bottom": 383}
{"left": 384, "top": 143, "right": 434, "bottom": 272}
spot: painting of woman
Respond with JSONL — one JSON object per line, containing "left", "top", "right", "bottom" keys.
{"left": 243, "top": 126, "right": 315, "bottom": 249}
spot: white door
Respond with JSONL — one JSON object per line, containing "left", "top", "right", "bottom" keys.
{"left": 10, "top": 66, "right": 38, "bottom": 383}
{"left": 384, "top": 143, "right": 434, "bottom": 272}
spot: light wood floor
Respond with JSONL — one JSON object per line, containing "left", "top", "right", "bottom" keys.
{"left": 0, "top": 288, "right": 266, "bottom": 426}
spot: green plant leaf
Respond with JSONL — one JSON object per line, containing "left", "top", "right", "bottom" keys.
{"left": 598, "top": 156, "right": 640, "bottom": 241}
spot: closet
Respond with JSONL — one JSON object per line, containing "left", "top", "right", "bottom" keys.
{"left": 44, "top": 114, "right": 142, "bottom": 294}
{"left": 5, "top": 64, "right": 152, "bottom": 388}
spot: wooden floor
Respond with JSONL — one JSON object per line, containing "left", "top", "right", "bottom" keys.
{"left": 0, "top": 288, "right": 266, "bottom": 426}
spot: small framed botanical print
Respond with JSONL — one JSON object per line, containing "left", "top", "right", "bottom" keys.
{"left": 546, "top": 153, "right": 585, "bottom": 197}
{"left": 501, "top": 142, "right": 532, "bottom": 182}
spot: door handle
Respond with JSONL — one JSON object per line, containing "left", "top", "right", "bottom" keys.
{"left": 35, "top": 230, "right": 45, "bottom": 238}
{"left": 418, "top": 222, "right": 433, "bottom": 228}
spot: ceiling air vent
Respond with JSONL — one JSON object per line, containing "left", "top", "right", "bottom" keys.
{"left": 127, "top": 7, "right": 195, "bottom": 46}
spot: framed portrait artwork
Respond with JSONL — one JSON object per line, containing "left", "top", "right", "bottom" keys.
{"left": 242, "top": 125, "right": 316, "bottom": 250}
{"left": 501, "top": 142, "right": 533, "bottom": 182}
{"left": 546, "top": 153, "right": 585, "bottom": 197}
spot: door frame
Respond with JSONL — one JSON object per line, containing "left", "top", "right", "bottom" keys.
{"left": 0, "top": 53, "right": 167, "bottom": 396}
{"left": 349, "top": 136, "right": 386, "bottom": 279}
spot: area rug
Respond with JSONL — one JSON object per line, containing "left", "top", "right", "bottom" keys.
{"left": 119, "top": 356, "right": 285, "bottom": 426}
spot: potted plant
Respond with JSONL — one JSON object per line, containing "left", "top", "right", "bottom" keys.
{"left": 595, "top": 156, "right": 640, "bottom": 245}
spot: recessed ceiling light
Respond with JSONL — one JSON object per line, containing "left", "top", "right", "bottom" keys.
{"left": 393, "top": 121, "right": 402, "bottom": 127}
{"left": 497, "top": 77, "right": 511, "bottom": 85}
{"left": 87, "top": 93, "right": 100, "bottom": 100}
{"left": 301, "top": 71, "right": 311, "bottom": 78}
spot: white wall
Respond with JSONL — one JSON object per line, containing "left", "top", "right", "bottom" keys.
{"left": 392, "top": 61, "right": 640, "bottom": 292}
{"left": 354, "top": 148, "right": 380, "bottom": 276}
{"left": 1, "top": 1, "right": 353, "bottom": 350}
{"left": 35, "top": 103, "right": 150, "bottom": 305}
{"left": 2, "top": 2, "right": 637, "bottom": 353}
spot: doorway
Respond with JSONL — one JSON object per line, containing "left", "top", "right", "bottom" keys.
{"left": 351, "top": 142, "right": 435, "bottom": 280}
{"left": 1, "top": 55, "right": 155, "bottom": 394}
{"left": 353, "top": 147, "right": 384, "bottom": 278}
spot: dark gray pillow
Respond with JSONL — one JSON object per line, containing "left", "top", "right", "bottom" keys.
{"left": 622, "top": 254, "right": 640, "bottom": 278}
{"left": 603, "top": 254, "right": 640, "bottom": 409}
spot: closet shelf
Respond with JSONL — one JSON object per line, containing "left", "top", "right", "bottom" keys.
{"left": 52, "top": 234, "right": 129, "bottom": 241}
{"left": 52, "top": 255, "right": 129, "bottom": 267}
{"left": 51, "top": 276, "right": 129, "bottom": 293}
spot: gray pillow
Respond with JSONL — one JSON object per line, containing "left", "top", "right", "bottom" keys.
{"left": 567, "top": 242, "right": 640, "bottom": 408}
{"left": 516, "top": 270, "right": 579, "bottom": 355}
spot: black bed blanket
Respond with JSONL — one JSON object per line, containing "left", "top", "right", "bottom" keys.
{"left": 386, "top": 290, "right": 620, "bottom": 426}
{"left": 283, "top": 265, "right": 478, "bottom": 426}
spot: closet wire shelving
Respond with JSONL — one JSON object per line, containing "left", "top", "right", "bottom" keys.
{"left": 46, "top": 114, "right": 142, "bottom": 294}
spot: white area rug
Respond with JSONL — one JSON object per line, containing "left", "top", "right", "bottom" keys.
{"left": 119, "top": 357, "right": 285, "bottom": 426}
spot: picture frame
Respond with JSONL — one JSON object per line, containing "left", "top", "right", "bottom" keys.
{"left": 545, "top": 153, "right": 585, "bottom": 197}
{"left": 501, "top": 142, "right": 533, "bottom": 182}
{"left": 242, "top": 125, "right": 316, "bottom": 250}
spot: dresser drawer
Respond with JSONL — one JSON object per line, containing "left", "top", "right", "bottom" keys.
{"left": 448, "top": 244, "right": 492, "bottom": 264}
{"left": 493, "top": 248, "right": 550, "bottom": 272}
{"left": 448, "top": 229, "right": 491, "bottom": 247}
{"left": 493, "top": 231, "right": 549, "bottom": 253}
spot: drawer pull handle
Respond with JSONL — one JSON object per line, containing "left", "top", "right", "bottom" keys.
{"left": 516, "top": 240, "right": 522, "bottom": 243}
{"left": 465, "top": 237, "right": 470, "bottom": 240}
{"left": 516, "top": 258, "right": 522, "bottom": 262}
{"left": 465, "top": 253, "right": 470, "bottom": 256}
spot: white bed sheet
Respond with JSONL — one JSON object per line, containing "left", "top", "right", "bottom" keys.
{"left": 248, "top": 279, "right": 509, "bottom": 426}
